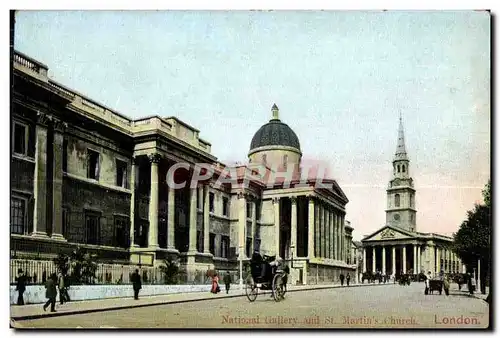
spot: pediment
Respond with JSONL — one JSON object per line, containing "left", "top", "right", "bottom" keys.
{"left": 363, "top": 225, "right": 414, "bottom": 242}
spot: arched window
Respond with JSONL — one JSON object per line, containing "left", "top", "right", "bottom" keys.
{"left": 410, "top": 194, "right": 414, "bottom": 208}
{"left": 262, "top": 154, "right": 267, "bottom": 164}
{"left": 402, "top": 165, "right": 406, "bottom": 173}
{"left": 283, "top": 155, "right": 288, "bottom": 169}
{"left": 395, "top": 194, "right": 400, "bottom": 207}
{"left": 397, "top": 165, "right": 401, "bottom": 173}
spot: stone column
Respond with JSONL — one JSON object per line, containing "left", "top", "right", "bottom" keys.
{"left": 392, "top": 246, "right": 396, "bottom": 276}
{"left": 290, "top": 197, "right": 298, "bottom": 258}
{"left": 436, "top": 247, "right": 441, "bottom": 274}
{"left": 203, "top": 184, "right": 210, "bottom": 254}
{"left": 148, "top": 153, "right": 161, "bottom": 249}
{"left": 322, "top": 206, "right": 327, "bottom": 258}
{"left": 51, "top": 119, "right": 67, "bottom": 241}
{"left": 239, "top": 193, "right": 248, "bottom": 259}
{"left": 251, "top": 200, "right": 257, "bottom": 253}
{"left": 130, "top": 157, "right": 138, "bottom": 247}
{"left": 372, "top": 246, "right": 376, "bottom": 272}
{"left": 167, "top": 177, "right": 176, "bottom": 250}
{"left": 363, "top": 248, "right": 367, "bottom": 273}
{"left": 341, "top": 215, "right": 345, "bottom": 261}
{"left": 273, "top": 197, "right": 280, "bottom": 258}
{"left": 332, "top": 213, "right": 337, "bottom": 259}
{"left": 328, "top": 209, "right": 335, "bottom": 259}
{"left": 336, "top": 214, "right": 340, "bottom": 259}
{"left": 188, "top": 183, "right": 198, "bottom": 253}
{"left": 429, "top": 244, "right": 435, "bottom": 275}
{"left": 382, "top": 246, "right": 386, "bottom": 275}
{"left": 417, "top": 245, "right": 421, "bottom": 273}
{"left": 402, "top": 245, "right": 407, "bottom": 273}
{"left": 314, "top": 203, "right": 320, "bottom": 257}
{"left": 413, "top": 245, "right": 417, "bottom": 273}
{"left": 32, "top": 112, "right": 50, "bottom": 238}
{"left": 308, "top": 197, "right": 315, "bottom": 258}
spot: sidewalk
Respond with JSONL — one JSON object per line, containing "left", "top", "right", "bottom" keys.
{"left": 11, "top": 282, "right": 390, "bottom": 321}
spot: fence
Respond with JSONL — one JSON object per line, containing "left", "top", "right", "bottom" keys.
{"left": 10, "top": 259, "right": 182, "bottom": 285}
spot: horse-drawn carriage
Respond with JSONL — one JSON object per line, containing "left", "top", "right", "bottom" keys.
{"left": 245, "top": 253, "right": 289, "bottom": 302}
{"left": 398, "top": 274, "right": 411, "bottom": 285}
{"left": 426, "top": 279, "right": 443, "bottom": 295}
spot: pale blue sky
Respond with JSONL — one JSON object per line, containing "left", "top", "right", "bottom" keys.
{"left": 14, "top": 10, "right": 490, "bottom": 240}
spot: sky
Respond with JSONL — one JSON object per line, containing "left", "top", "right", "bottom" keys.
{"left": 13, "top": 10, "right": 490, "bottom": 240}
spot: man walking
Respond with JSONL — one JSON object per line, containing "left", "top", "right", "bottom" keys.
{"left": 340, "top": 273, "right": 345, "bottom": 286}
{"left": 15, "top": 269, "right": 27, "bottom": 305}
{"left": 346, "top": 273, "right": 351, "bottom": 286}
{"left": 223, "top": 272, "right": 232, "bottom": 294}
{"left": 43, "top": 273, "right": 58, "bottom": 312}
{"left": 131, "top": 269, "right": 142, "bottom": 300}
{"left": 58, "top": 272, "right": 70, "bottom": 304}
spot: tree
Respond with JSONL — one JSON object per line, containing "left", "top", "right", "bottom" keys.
{"left": 159, "top": 257, "right": 181, "bottom": 284}
{"left": 453, "top": 180, "right": 491, "bottom": 294}
{"left": 70, "top": 247, "right": 98, "bottom": 285}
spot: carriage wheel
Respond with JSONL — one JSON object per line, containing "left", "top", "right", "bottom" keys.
{"left": 245, "top": 276, "right": 258, "bottom": 302}
{"left": 272, "top": 274, "right": 285, "bottom": 302}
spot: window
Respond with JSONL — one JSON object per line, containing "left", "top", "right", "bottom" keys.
{"left": 62, "top": 139, "right": 68, "bottom": 172}
{"left": 13, "top": 122, "right": 28, "bottom": 156}
{"left": 254, "top": 238, "right": 261, "bottom": 252}
{"left": 197, "top": 230, "right": 203, "bottom": 252}
{"left": 397, "top": 165, "right": 400, "bottom": 173}
{"left": 222, "top": 197, "right": 229, "bottom": 217}
{"left": 255, "top": 202, "right": 261, "bottom": 220}
{"left": 209, "top": 192, "right": 215, "bottom": 213}
{"left": 85, "top": 212, "right": 100, "bottom": 245}
{"left": 62, "top": 208, "right": 69, "bottom": 238}
{"left": 283, "top": 155, "right": 288, "bottom": 169}
{"left": 262, "top": 154, "right": 267, "bottom": 164}
{"left": 395, "top": 194, "right": 400, "bottom": 207}
{"left": 410, "top": 214, "right": 414, "bottom": 222}
{"left": 246, "top": 237, "right": 252, "bottom": 257}
{"left": 11, "top": 197, "right": 26, "bottom": 234}
{"left": 402, "top": 165, "right": 406, "bottom": 173}
{"left": 87, "top": 149, "right": 100, "bottom": 180}
{"left": 116, "top": 160, "right": 128, "bottom": 188}
{"left": 246, "top": 202, "right": 252, "bottom": 218}
{"left": 209, "top": 233, "right": 216, "bottom": 255}
{"left": 410, "top": 194, "right": 414, "bottom": 208}
{"left": 114, "top": 217, "right": 129, "bottom": 248}
{"left": 221, "top": 235, "right": 229, "bottom": 258}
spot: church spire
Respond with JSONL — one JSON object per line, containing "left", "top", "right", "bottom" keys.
{"left": 394, "top": 111, "right": 408, "bottom": 161}
{"left": 271, "top": 103, "right": 280, "bottom": 120}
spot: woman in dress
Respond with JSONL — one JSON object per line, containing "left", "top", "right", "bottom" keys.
{"left": 211, "top": 273, "right": 220, "bottom": 294}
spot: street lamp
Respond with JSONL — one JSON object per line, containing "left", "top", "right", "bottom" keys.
{"left": 290, "top": 245, "right": 295, "bottom": 269}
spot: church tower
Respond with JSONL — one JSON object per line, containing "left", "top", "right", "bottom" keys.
{"left": 385, "top": 114, "right": 417, "bottom": 232}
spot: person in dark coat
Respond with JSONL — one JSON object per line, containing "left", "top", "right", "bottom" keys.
{"left": 43, "top": 273, "right": 58, "bottom": 312}
{"left": 131, "top": 269, "right": 142, "bottom": 300}
{"left": 15, "top": 269, "right": 27, "bottom": 305}
{"left": 340, "top": 273, "right": 345, "bottom": 286}
{"left": 346, "top": 273, "right": 351, "bottom": 286}
{"left": 223, "top": 273, "right": 232, "bottom": 294}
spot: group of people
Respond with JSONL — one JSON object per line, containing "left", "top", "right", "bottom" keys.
{"left": 15, "top": 269, "right": 71, "bottom": 313}
{"left": 424, "top": 270, "right": 477, "bottom": 296}
{"left": 210, "top": 272, "right": 232, "bottom": 294}
{"left": 339, "top": 273, "right": 351, "bottom": 286}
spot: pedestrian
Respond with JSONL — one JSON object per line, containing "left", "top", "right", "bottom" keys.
{"left": 467, "top": 273, "right": 475, "bottom": 295}
{"left": 346, "top": 273, "right": 350, "bottom": 286}
{"left": 43, "top": 273, "right": 57, "bottom": 312}
{"left": 58, "top": 272, "right": 70, "bottom": 304}
{"left": 211, "top": 273, "right": 220, "bottom": 294}
{"left": 443, "top": 275, "right": 450, "bottom": 296}
{"left": 15, "top": 269, "right": 27, "bottom": 306}
{"left": 131, "top": 269, "right": 142, "bottom": 300}
{"left": 339, "top": 273, "right": 345, "bottom": 286}
{"left": 223, "top": 272, "right": 232, "bottom": 294}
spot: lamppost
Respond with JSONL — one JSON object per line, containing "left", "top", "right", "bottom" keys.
{"left": 290, "top": 245, "right": 295, "bottom": 269}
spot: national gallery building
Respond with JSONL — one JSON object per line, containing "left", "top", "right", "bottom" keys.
{"left": 10, "top": 51, "right": 356, "bottom": 284}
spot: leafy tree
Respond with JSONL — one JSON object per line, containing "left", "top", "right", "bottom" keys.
{"left": 53, "top": 252, "right": 70, "bottom": 275}
{"left": 70, "top": 247, "right": 98, "bottom": 285}
{"left": 453, "top": 180, "right": 491, "bottom": 294}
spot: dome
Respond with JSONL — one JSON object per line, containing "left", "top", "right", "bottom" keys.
{"left": 249, "top": 104, "right": 301, "bottom": 154}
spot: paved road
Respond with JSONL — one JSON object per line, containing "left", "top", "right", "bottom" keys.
{"left": 15, "top": 283, "right": 489, "bottom": 329}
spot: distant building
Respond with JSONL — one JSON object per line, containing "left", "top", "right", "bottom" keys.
{"left": 360, "top": 116, "right": 464, "bottom": 276}
{"left": 10, "top": 51, "right": 355, "bottom": 284}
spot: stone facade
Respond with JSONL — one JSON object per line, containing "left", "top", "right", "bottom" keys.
{"left": 10, "top": 50, "right": 355, "bottom": 284}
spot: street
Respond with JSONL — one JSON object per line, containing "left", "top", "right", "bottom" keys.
{"left": 13, "top": 282, "right": 489, "bottom": 329}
